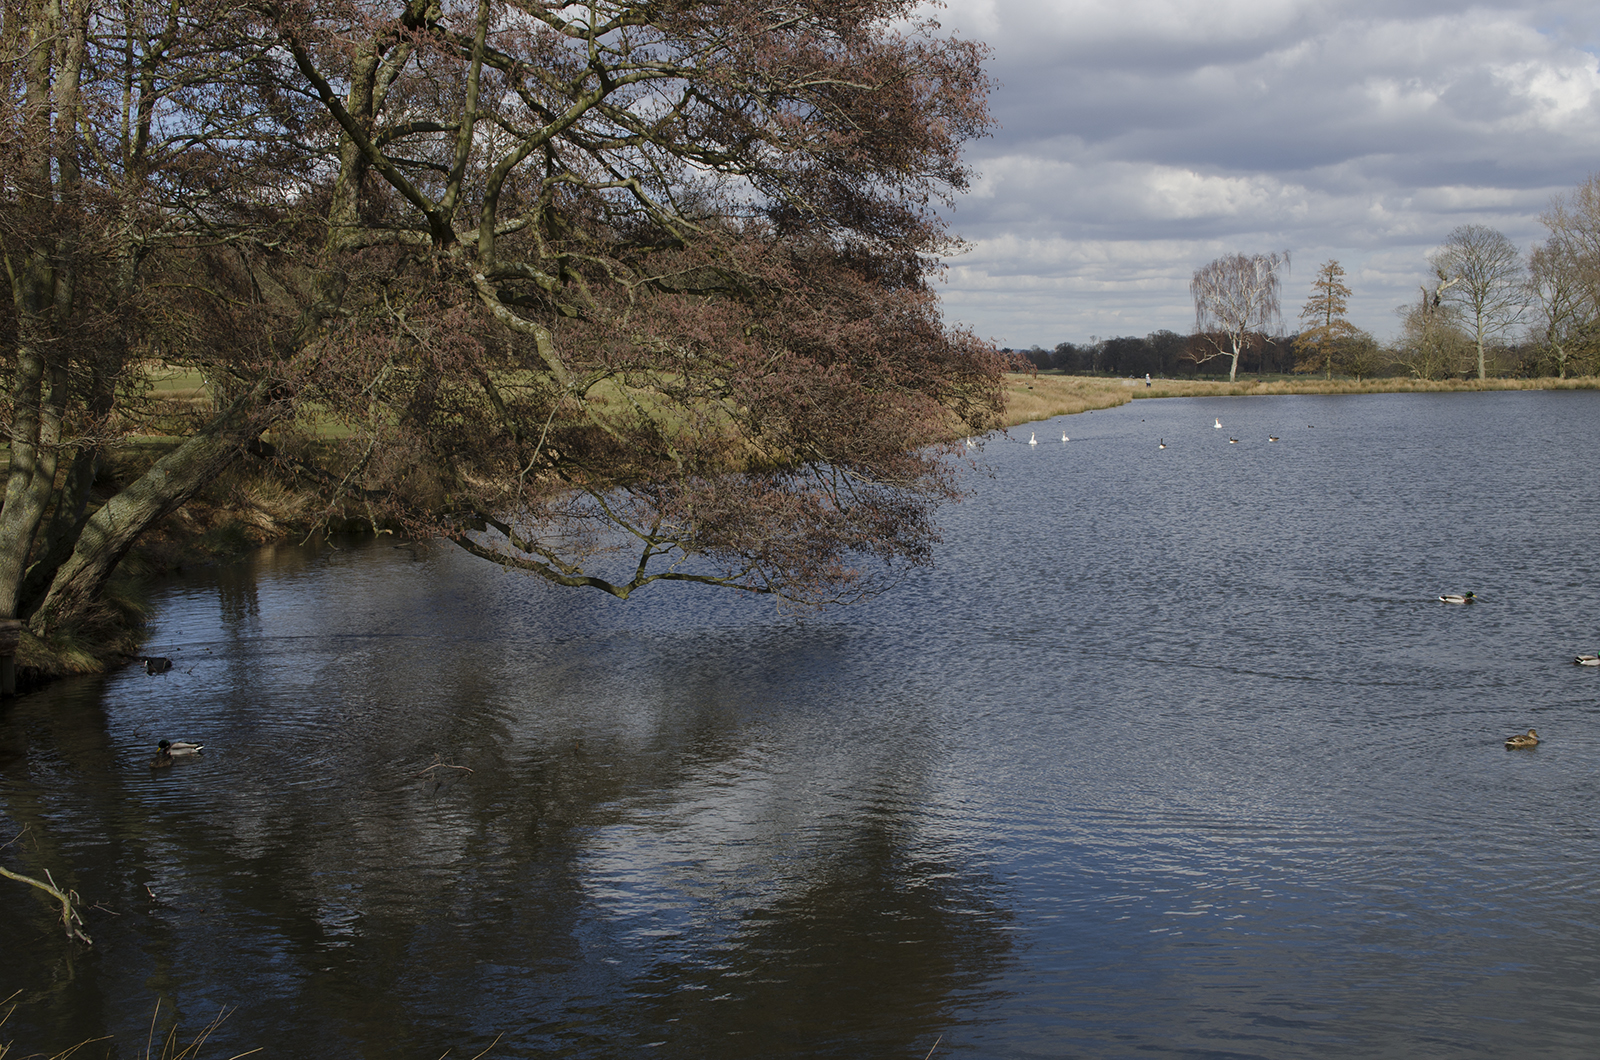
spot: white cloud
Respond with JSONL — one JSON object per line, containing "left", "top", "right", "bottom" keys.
{"left": 929, "top": 0, "right": 1600, "bottom": 344}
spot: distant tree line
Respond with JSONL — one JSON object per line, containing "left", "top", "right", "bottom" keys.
{"left": 1010, "top": 331, "right": 1298, "bottom": 378}
{"left": 1021, "top": 171, "right": 1600, "bottom": 382}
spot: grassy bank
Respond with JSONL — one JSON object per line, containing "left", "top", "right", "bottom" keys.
{"left": 999, "top": 372, "right": 1600, "bottom": 429}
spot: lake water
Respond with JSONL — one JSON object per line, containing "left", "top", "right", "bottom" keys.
{"left": 4, "top": 391, "right": 1600, "bottom": 1059}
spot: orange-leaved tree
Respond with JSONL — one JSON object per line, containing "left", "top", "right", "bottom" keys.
{"left": 1292, "top": 260, "right": 1359, "bottom": 378}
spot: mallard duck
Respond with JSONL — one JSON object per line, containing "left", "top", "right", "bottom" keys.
{"left": 1439, "top": 592, "right": 1476, "bottom": 604}
{"left": 158, "top": 739, "right": 203, "bottom": 757}
{"left": 1574, "top": 654, "right": 1600, "bottom": 666}
{"left": 148, "top": 749, "right": 174, "bottom": 768}
{"left": 1505, "top": 728, "right": 1539, "bottom": 749}
{"left": 142, "top": 656, "right": 172, "bottom": 674}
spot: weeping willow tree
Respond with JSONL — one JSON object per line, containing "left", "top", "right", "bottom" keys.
{"left": 1189, "top": 251, "right": 1289, "bottom": 382}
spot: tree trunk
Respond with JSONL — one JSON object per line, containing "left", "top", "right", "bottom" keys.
{"left": 1476, "top": 308, "right": 1487, "bottom": 380}
{"left": 1, "top": 0, "right": 86, "bottom": 626}
{"left": 17, "top": 445, "right": 105, "bottom": 618}
{"left": 30, "top": 382, "right": 280, "bottom": 633}
{"left": 0, "top": 315, "right": 69, "bottom": 620}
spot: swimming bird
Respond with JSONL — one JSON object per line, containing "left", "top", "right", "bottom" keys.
{"left": 1214, "top": 418, "right": 1223, "bottom": 429}
{"left": 1574, "top": 654, "right": 1600, "bottom": 666}
{"left": 142, "top": 656, "right": 172, "bottom": 674}
{"left": 158, "top": 739, "right": 204, "bottom": 757}
{"left": 1158, "top": 439, "right": 1167, "bottom": 449}
{"left": 1061, "top": 432, "right": 1069, "bottom": 442}
{"left": 1228, "top": 437, "right": 1239, "bottom": 444}
{"left": 1029, "top": 431, "right": 1037, "bottom": 446}
{"left": 1505, "top": 728, "right": 1539, "bottom": 749}
{"left": 149, "top": 749, "right": 174, "bottom": 768}
{"left": 1439, "top": 592, "right": 1477, "bottom": 604}
{"left": 1268, "top": 435, "right": 1279, "bottom": 442}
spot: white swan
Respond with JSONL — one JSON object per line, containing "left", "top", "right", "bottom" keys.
{"left": 1214, "top": 418, "right": 1223, "bottom": 429}
{"left": 1061, "top": 432, "right": 1069, "bottom": 442}
{"left": 1029, "top": 432, "right": 1037, "bottom": 446}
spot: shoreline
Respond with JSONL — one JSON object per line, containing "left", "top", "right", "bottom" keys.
{"left": 999, "top": 372, "right": 1600, "bottom": 429}
{"left": 8, "top": 372, "right": 1597, "bottom": 687}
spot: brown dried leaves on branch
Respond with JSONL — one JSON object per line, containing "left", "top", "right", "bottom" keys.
{"left": 1, "top": 0, "right": 1003, "bottom": 629}
{"left": 260, "top": 0, "right": 1006, "bottom": 606}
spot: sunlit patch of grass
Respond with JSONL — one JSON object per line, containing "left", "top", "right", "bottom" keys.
{"left": 999, "top": 374, "right": 1134, "bottom": 428}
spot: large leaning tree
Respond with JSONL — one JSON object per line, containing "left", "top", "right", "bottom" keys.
{"left": 2, "top": 0, "right": 1006, "bottom": 643}
{"left": 1189, "top": 251, "right": 1289, "bottom": 382}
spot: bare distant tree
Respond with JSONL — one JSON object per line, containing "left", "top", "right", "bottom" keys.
{"left": 1190, "top": 252, "right": 1289, "bottom": 382}
{"left": 1541, "top": 174, "right": 1600, "bottom": 292}
{"left": 1336, "top": 329, "right": 1387, "bottom": 382}
{"left": 1527, "top": 236, "right": 1592, "bottom": 378}
{"left": 1429, "top": 225, "right": 1527, "bottom": 379}
{"left": 1393, "top": 278, "right": 1471, "bottom": 380}
{"left": 1530, "top": 175, "right": 1600, "bottom": 377}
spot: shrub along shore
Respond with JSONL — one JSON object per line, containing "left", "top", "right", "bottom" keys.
{"left": 6, "top": 372, "right": 1596, "bottom": 685}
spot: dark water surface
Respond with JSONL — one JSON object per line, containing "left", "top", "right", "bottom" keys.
{"left": 4, "top": 391, "right": 1600, "bottom": 1059}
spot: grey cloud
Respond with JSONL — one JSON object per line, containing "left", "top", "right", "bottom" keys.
{"left": 932, "top": 0, "right": 1600, "bottom": 345}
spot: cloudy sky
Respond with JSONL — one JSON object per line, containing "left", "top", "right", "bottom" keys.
{"left": 927, "top": 0, "right": 1600, "bottom": 348}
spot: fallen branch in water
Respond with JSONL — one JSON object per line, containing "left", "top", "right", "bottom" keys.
{"left": 0, "top": 863, "right": 92, "bottom": 946}
{"left": 416, "top": 755, "right": 475, "bottom": 779}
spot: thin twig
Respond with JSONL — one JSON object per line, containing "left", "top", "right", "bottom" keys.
{"left": 416, "top": 754, "right": 475, "bottom": 779}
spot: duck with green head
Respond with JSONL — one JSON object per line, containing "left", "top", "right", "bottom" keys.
{"left": 149, "top": 740, "right": 203, "bottom": 768}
